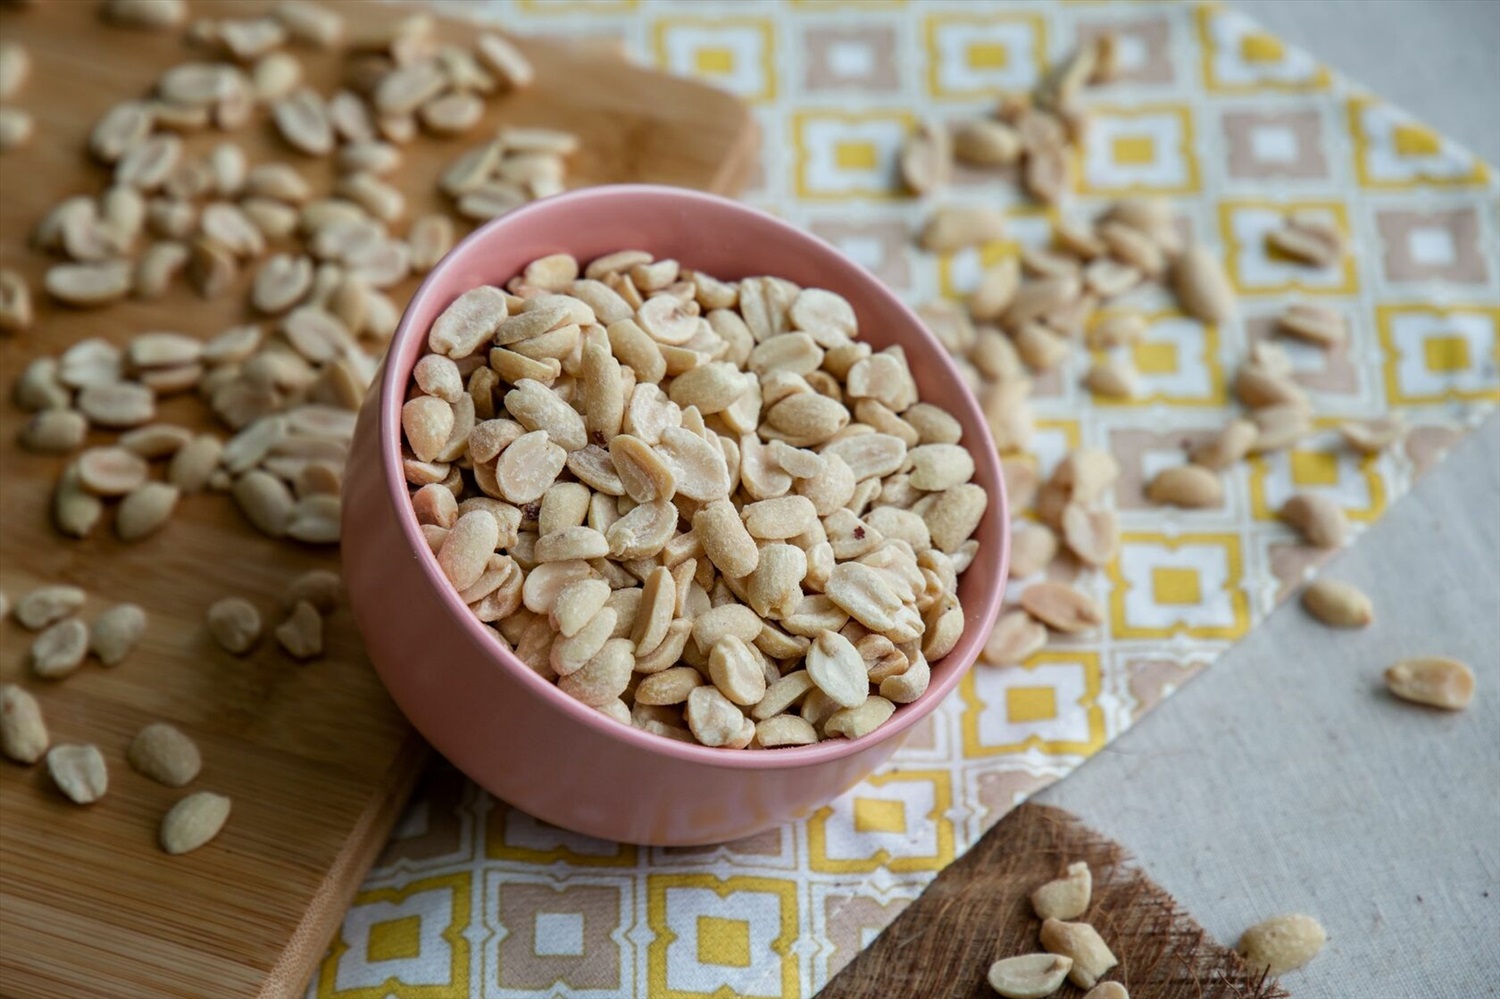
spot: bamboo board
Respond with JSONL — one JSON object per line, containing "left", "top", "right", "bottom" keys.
{"left": 0, "top": 3, "right": 755, "bottom": 997}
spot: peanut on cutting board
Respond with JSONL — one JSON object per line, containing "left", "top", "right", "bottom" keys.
{"left": 403, "top": 250, "right": 990, "bottom": 748}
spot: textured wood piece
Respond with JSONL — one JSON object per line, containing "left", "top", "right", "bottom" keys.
{"left": 817, "top": 803, "right": 1288, "bottom": 999}
{"left": 0, "top": 3, "right": 755, "bottom": 998}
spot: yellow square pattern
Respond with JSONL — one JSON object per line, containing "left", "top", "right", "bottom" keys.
{"left": 1392, "top": 123, "right": 1442, "bottom": 158}
{"left": 966, "top": 42, "right": 1009, "bottom": 70}
{"left": 695, "top": 47, "right": 736, "bottom": 75}
{"left": 1111, "top": 135, "right": 1157, "bottom": 166}
{"left": 1151, "top": 567, "right": 1202, "bottom": 606}
{"left": 367, "top": 916, "right": 422, "bottom": 963}
{"left": 853, "top": 797, "right": 908, "bottom": 834}
{"left": 1424, "top": 335, "right": 1472, "bottom": 373}
{"left": 1290, "top": 450, "right": 1341, "bottom": 487}
{"left": 1133, "top": 341, "right": 1179, "bottom": 375}
{"left": 1238, "top": 32, "right": 1284, "bottom": 64}
{"left": 1006, "top": 686, "right": 1058, "bottom": 723}
{"left": 697, "top": 916, "right": 752, "bottom": 967}
{"left": 834, "top": 140, "right": 879, "bottom": 171}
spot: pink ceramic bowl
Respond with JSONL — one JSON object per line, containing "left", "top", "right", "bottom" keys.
{"left": 342, "top": 185, "right": 1008, "bottom": 846}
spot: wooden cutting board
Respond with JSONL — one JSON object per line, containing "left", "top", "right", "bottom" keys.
{"left": 0, "top": 3, "right": 755, "bottom": 997}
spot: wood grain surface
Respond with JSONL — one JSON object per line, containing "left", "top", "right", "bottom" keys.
{"left": 0, "top": 3, "right": 755, "bottom": 997}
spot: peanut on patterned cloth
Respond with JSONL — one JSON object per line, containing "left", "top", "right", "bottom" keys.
{"left": 313, "top": 2, "right": 1498, "bottom": 997}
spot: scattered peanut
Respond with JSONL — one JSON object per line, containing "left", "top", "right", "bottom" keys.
{"left": 1, "top": 684, "right": 49, "bottom": 764}
{"left": 1040, "top": 918, "right": 1117, "bottom": 990}
{"left": 986, "top": 954, "right": 1074, "bottom": 999}
{"left": 1235, "top": 913, "right": 1326, "bottom": 976}
{"left": 128, "top": 722, "right": 202, "bottom": 787}
{"left": 160, "top": 791, "right": 232, "bottom": 854}
{"left": 1301, "top": 579, "right": 1372, "bottom": 629}
{"left": 1031, "top": 861, "right": 1091, "bottom": 921}
{"left": 1384, "top": 657, "right": 1474, "bottom": 711}
{"left": 47, "top": 744, "right": 108, "bottom": 804}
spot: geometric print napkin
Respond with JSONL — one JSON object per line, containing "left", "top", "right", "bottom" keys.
{"left": 311, "top": 2, "right": 1498, "bottom": 996}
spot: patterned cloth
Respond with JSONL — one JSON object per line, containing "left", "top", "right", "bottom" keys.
{"left": 311, "top": 2, "right": 1498, "bottom": 996}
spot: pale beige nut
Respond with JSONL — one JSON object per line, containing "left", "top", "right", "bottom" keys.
{"left": 1088, "top": 311, "right": 1147, "bottom": 350}
{"left": 1032, "top": 861, "right": 1091, "bottom": 920}
{"left": 207, "top": 597, "right": 262, "bottom": 655}
{"left": 78, "top": 381, "right": 155, "bottom": 429}
{"left": 1084, "top": 357, "right": 1139, "bottom": 400}
{"left": 635, "top": 666, "right": 703, "bottom": 706}
{"left": 15, "top": 585, "right": 87, "bottom": 631}
{"left": 1021, "top": 582, "right": 1102, "bottom": 635}
{"left": 1301, "top": 578, "right": 1373, "bottom": 629}
{"left": 1278, "top": 302, "right": 1345, "bottom": 347}
{"left": 982, "top": 610, "right": 1047, "bottom": 667}
{"left": 899, "top": 120, "right": 951, "bottom": 195}
{"left": 919, "top": 205, "right": 1006, "bottom": 253}
{"left": 1173, "top": 244, "right": 1235, "bottom": 324}
{"left": 1339, "top": 415, "right": 1406, "bottom": 455}
{"left": 1082, "top": 984, "right": 1129, "bottom": 999}
{"left": 0, "top": 107, "right": 35, "bottom": 151}
{"left": 708, "top": 636, "right": 768, "bottom": 706}
{"left": 557, "top": 637, "right": 634, "bottom": 706}
{"left": 550, "top": 608, "right": 618, "bottom": 676}
{"left": 284, "top": 570, "right": 341, "bottom": 614}
{"left": 31, "top": 619, "right": 90, "bottom": 679}
{"left": 46, "top": 260, "right": 133, "bottom": 308}
{"left": 18, "top": 410, "right": 88, "bottom": 455}
{"left": 1007, "top": 523, "right": 1058, "bottom": 580}
{"left": 0, "top": 268, "right": 32, "bottom": 332}
{"left": 1267, "top": 218, "right": 1343, "bottom": 268}
{"left": 1234, "top": 363, "right": 1308, "bottom": 411}
{"left": 756, "top": 714, "right": 818, "bottom": 748}
{"left": 1235, "top": 913, "right": 1326, "bottom": 976}
{"left": 47, "top": 744, "right": 108, "bottom": 804}
{"left": 233, "top": 470, "right": 295, "bottom": 537}
{"left": 825, "top": 695, "right": 895, "bottom": 739}
{"left": 127, "top": 722, "right": 201, "bottom": 787}
{"left": 90, "top": 603, "right": 146, "bottom": 666}
{"left": 986, "top": 953, "right": 1074, "bottom": 999}
{"left": 1279, "top": 492, "right": 1347, "bottom": 549}
{"left": 1, "top": 684, "right": 49, "bottom": 764}
{"left": 1189, "top": 419, "right": 1258, "bottom": 471}
{"left": 923, "top": 483, "right": 988, "bottom": 554}
{"left": 495, "top": 430, "right": 567, "bottom": 505}
{"left": 169, "top": 434, "right": 224, "bottom": 493}
{"left": 273, "top": 88, "right": 334, "bottom": 156}
{"left": 275, "top": 600, "right": 323, "bottom": 660}
{"left": 402, "top": 396, "right": 454, "bottom": 464}
{"left": 953, "top": 118, "right": 1022, "bottom": 167}
{"left": 1040, "top": 918, "right": 1117, "bottom": 990}
{"left": 1251, "top": 404, "right": 1311, "bottom": 453}
{"left": 54, "top": 466, "right": 105, "bottom": 538}
{"left": 805, "top": 630, "right": 870, "bottom": 709}
{"left": 437, "top": 510, "right": 501, "bottom": 591}
{"left": 408, "top": 214, "right": 455, "bottom": 272}
{"left": 117, "top": 482, "right": 180, "bottom": 541}
{"left": 1061, "top": 505, "right": 1118, "bottom": 567}
{"left": 684, "top": 685, "right": 746, "bottom": 748}
{"left": 1146, "top": 465, "right": 1223, "bottom": 508}
{"left": 161, "top": 791, "right": 232, "bottom": 855}
{"left": 0, "top": 41, "right": 29, "bottom": 101}
{"left": 274, "top": 0, "right": 344, "bottom": 48}
{"left": 1384, "top": 657, "right": 1475, "bottom": 711}
{"left": 476, "top": 33, "right": 535, "bottom": 90}
{"left": 880, "top": 653, "right": 930, "bottom": 703}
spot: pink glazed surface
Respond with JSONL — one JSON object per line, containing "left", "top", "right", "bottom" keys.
{"left": 342, "top": 185, "right": 1008, "bottom": 845}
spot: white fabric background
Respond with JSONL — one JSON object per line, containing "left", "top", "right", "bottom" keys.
{"left": 1036, "top": 6, "right": 1500, "bottom": 997}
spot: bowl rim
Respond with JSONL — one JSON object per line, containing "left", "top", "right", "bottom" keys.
{"left": 378, "top": 183, "right": 1008, "bottom": 770}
